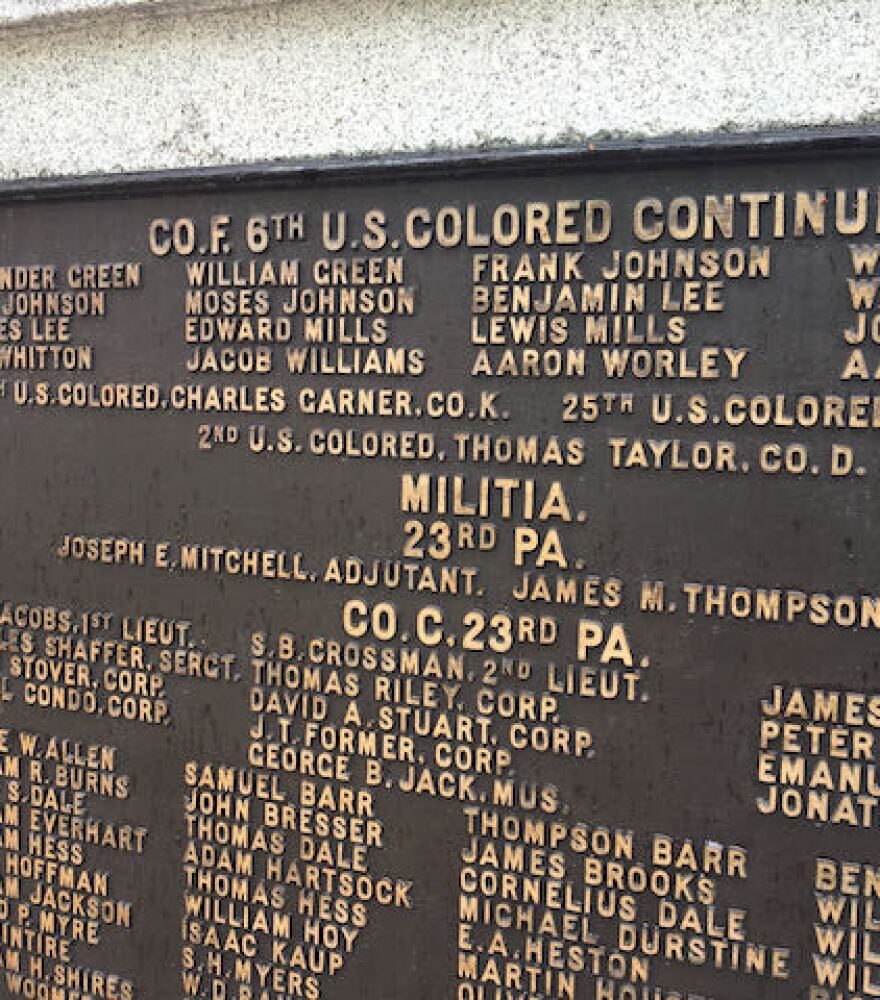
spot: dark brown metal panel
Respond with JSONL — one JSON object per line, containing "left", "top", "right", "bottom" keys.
{"left": 0, "top": 136, "right": 876, "bottom": 1000}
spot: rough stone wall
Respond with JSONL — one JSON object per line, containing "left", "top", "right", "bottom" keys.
{"left": 1, "top": 0, "right": 879, "bottom": 179}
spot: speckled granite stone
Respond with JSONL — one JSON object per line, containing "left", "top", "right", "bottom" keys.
{"left": 0, "top": 0, "right": 877, "bottom": 179}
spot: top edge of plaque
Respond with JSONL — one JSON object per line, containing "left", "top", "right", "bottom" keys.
{"left": 5, "top": 125, "right": 880, "bottom": 204}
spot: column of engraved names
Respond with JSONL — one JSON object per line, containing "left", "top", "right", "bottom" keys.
{"left": 0, "top": 261, "right": 142, "bottom": 404}
{"left": 457, "top": 807, "right": 793, "bottom": 1000}
{"left": 182, "top": 762, "right": 332, "bottom": 1000}
{"left": 811, "top": 858, "right": 880, "bottom": 1000}
{"left": 0, "top": 727, "right": 146, "bottom": 1000}
{"left": 0, "top": 602, "right": 240, "bottom": 728}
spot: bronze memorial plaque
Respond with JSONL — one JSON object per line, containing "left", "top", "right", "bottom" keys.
{"left": 0, "top": 136, "right": 878, "bottom": 1000}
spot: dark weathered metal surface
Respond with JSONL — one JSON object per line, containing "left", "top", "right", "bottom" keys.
{"left": 0, "top": 138, "right": 877, "bottom": 1000}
